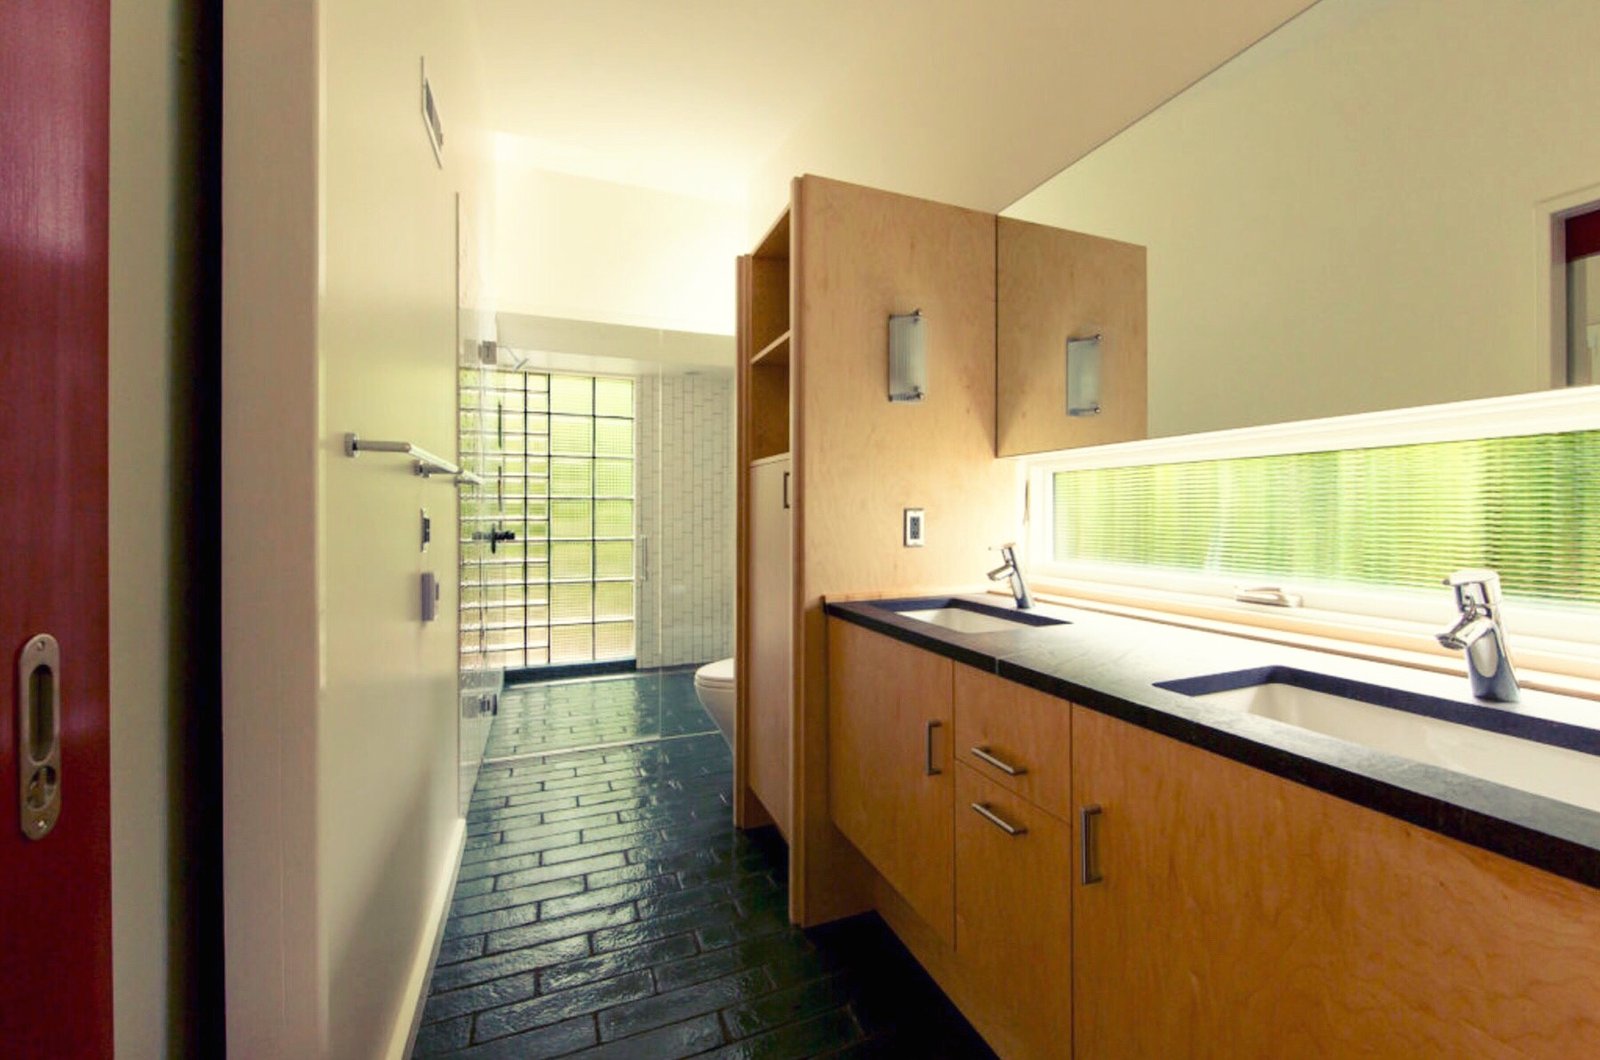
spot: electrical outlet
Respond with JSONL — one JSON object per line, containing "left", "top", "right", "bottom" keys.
{"left": 904, "top": 507, "right": 925, "bottom": 547}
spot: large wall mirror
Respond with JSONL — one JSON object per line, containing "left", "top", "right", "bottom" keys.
{"left": 1001, "top": 0, "right": 1600, "bottom": 441}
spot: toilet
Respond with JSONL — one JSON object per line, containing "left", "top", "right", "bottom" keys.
{"left": 693, "top": 657, "right": 736, "bottom": 746}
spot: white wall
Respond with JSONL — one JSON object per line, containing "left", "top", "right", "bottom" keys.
{"left": 110, "top": 0, "right": 201, "bottom": 1053}
{"left": 225, "top": 0, "right": 492, "bottom": 1054}
{"left": 320, "top": 1, "right": 492, "bottom": 1055}
{"left": 1005, "top": 0, "right": 1600, "bottom": 438}
{"left": 747, "top": 0, "right": 1318, "bottom": 234}
{"left": 222, "top": 0, "right": 322, "bottom": 1051}
{"left": 494, "top": 152, "right": 744, "bottom": 336}
{"left": 635, "top": 372, "right": 736, "bottom": 668}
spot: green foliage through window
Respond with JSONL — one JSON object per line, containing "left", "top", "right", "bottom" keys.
{"left": 460, "top": 367, "right": 637, "bottom": 667}
{"left": 1051, "top": 430, "right": 1600, "bottom": 605}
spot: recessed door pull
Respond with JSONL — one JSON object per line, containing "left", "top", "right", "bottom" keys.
{"left": 16, "top": 634, "right": 62, "bottom": 840}
{"left": 1080, "top": 804, "right": 1104, "bottom": 885}
{"left": 970, "top": 801, "right": 1027, "bottom": 836}
{"left": 970, "top": 745, "right": 1027, "bottom": 776}
{"left": 924, "top": 719, "right": 943, "bottom": 776}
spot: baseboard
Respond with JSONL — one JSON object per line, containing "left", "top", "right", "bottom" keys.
{"left": 385, "top": 816, "right": 466, "bottom": 1060}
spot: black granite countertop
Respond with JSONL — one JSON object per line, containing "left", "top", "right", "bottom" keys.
{"left": 825, "top": 593, "right": 1600, "bottom": 890}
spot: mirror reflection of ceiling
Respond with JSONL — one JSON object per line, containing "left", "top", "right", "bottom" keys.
{"left": 1004, "top": 0, "right": 1600, "bottom": 438}
{"left": 468, "top": 0, "right": 1319, "bottom": 213}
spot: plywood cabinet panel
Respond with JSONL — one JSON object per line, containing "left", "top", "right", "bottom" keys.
{"left": 954, "top": 664, "right": 1072, "bottom": 819}
{"left": 997, "top": 216, "right": 1146, "bottom": 456}
{"left": 791, "top": 175, "right": 1009, "bottom": 929}
{"left": 828, "top": 619, "right": 955, "bottom": 943}
{"left": 1072, "top": 705, "right": 1600, "bottom": 1058}
{"left": 955, "top": 765, "right": 1072, "bottom": 1059}
{"left": 747, "top": 457, "right": 792, "bottom": 837}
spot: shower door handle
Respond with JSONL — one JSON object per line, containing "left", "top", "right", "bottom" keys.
{"left": 16, "top": 634, "right": 62, "bottom": 840}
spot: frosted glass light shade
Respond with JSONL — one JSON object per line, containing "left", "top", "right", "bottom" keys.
{"left": 1067, "top": 334, "right": 1103, "bottom": 416}
{"left": 888, "top": 310, "right": 926, "bottom": 402}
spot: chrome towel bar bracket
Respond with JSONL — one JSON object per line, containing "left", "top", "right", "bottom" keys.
{"left": 344, "top": 432, "right": 483, "bottom": 485}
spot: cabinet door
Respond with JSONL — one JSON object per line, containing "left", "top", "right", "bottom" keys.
{"left": 1072, "top": 705, "right": 1600, "bottom": 1058}
{"left": 828, "top": 620, "right": 954, "bottom": 942}
{"left": 996, "top": 216, "right": 1146, "bottom": 457}
{"left": 955, "top": 765, "right": 1071, "bottom": 1059}
{"left": 748, "top": 458, "right": 792, "bottom": 836}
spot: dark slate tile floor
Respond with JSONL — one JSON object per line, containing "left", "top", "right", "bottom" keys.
{"left": 416, "top": 674, "right": 996, "bottom": 1059}
{"left": 484, "top": 669, "right": 716, "bottom": 759}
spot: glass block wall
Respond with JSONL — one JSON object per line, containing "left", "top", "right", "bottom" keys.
{"left": 459, "top": 367, "right": 636, "bottom": 668}
{"left": 1052, "top": 429, "right": 1600, "bottom": 605}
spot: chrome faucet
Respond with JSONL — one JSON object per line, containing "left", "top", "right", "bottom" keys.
{"left": 987, "top": 543, "right": 1034, "bottom": 610}
{"left": 1435, "top": 569, "right": 1519, "bottom": 702}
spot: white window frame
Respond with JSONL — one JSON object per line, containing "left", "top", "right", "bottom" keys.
{"left": 1020, "top": 384, "right": 1600, "bottom": 651}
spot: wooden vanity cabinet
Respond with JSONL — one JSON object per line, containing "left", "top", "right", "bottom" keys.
{"left": 827, "top": 619, "right": 955, "bottom": 942}
{"left": 1072, "top": 705, "right": 1600, "bottom": 1057}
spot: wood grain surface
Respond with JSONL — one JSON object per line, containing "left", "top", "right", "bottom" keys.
{"left": 1073, "top": 705, "right": 1600, "bottom": 1058}
{"left": 828, "top": 619, "right": 955, "bottom": 943}
{"left": 997, "top": 216, "right": 1146, "bottom": 456}
{"left": 954, "top": 664, "right": 1074, "bottom": 820}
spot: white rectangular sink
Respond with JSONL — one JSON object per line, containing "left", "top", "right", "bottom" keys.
{"left": 898, "top": 607, "right": 1041, "bottom": 634}
{"left": 884, "top": 598, "right": 1068, "bottom": 635}
{"left": 1188, "top": 678, "right": 1600, "bottom": 814}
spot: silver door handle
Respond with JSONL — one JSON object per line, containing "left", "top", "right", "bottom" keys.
{"left": 638, "top": 535, "right": 649, "bottom": 583}
{"left": 1080, "top": 804, "right": 1104, "bottom": 885}
{"left": 924, "top": 719, "right": 943, "bottom": 776}
{"left": 970, "top": 801, "right": 1027, "bottom": 836}
{"left": 16, "top": 634, "right": 62, "bottom": 840}
{"left": 970, "top": 745, "right": 1027, "bottom": 776}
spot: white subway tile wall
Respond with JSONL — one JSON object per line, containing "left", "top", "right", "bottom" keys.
{"left": 635, "top": 372, "right": 736, "bottom": 668}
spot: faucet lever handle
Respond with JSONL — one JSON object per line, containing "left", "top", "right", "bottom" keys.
{"left": 1444, "top": 568, "right": 1502, "bottom": 610}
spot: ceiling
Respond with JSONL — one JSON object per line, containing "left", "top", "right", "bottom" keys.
{"left": 470, "top": 0, "right": 1321, "bottom": 211}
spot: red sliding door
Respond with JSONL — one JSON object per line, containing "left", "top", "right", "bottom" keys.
{"left": 0, "top": 2, "right": 114, "bottom": 1054}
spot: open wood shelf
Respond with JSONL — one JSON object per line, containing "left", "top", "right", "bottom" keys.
{"left": 752, "top": 330, "right": 791, "bottom": 367}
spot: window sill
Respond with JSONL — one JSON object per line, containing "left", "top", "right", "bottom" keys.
{"left": 1013, "top": 577, "right": 1600, "bottom": 705}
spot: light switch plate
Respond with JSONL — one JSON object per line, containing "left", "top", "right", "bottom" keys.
{"left": 904, "top": 507, "right": 925, "bottom": 547}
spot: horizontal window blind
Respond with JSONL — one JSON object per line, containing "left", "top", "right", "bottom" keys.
{"left": 1051, "top": 429, "right": 1600, "bottom": 606}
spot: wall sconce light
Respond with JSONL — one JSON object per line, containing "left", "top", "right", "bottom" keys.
{"left": 888, "top": 309, "right": 926, "bottom": 402}
{"left": 1067, "top": 333, "right": 1103, "bottom": 416}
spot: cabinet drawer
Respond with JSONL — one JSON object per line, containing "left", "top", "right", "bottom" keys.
{"left": 955, "top": 764, "right": 1072, "bottom": 1058}
{"left": 954, "top": 665, "right": 1071, "bottom": 819}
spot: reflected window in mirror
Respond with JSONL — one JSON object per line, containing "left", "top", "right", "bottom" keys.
{"left": 1567, "top": 207, "right": 1600, "bottom": 387}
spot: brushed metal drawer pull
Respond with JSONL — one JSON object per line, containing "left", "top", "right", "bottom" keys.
{"left": 925, "top": 719, "right": 943, "bottom": 776}
{"left": 1081, "top": 804, "right": 1104, "bottom": 885}
{"left": 970, "top": 801, "right": 1027, "bottom": 836}
{"left": 970, "top": 745, "right": 1027, "bottom": 776}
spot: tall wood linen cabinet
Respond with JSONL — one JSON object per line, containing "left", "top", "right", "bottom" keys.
{"left": 735, "top": 175, "right": 1148, "bottom": 935}
{"left": 736, "top": 176, "right": 1020, "bottom": 928}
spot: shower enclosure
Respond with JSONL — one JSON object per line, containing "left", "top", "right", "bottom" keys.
{"left": 456, "top": 346, "right": 734, "bottom": 779}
